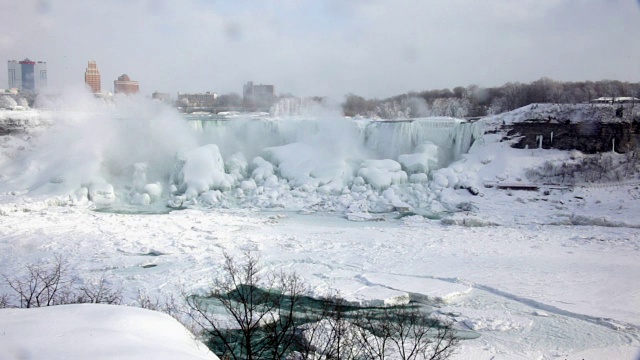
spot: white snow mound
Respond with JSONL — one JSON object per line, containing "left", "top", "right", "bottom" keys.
{"left": 0, "top": 304, "right": 219, "bottom": 360}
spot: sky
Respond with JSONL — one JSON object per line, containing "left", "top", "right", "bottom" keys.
{"left": 1, "top": 0, "right": 639, "bottom": 100}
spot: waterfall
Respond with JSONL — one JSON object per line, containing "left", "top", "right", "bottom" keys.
{"left": 188, "top": 116, "right": 480, "bottom": 170}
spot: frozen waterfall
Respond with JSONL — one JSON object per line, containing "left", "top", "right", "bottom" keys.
{"left": 0, "top": 97, "right": 483, "bottom": 213}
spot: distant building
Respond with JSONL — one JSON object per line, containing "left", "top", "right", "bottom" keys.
{"left": 7, "top": 58, "right": 47, "bottom": 93}
{"left": 84, "top": 61, "right": 101, "bottom": 93}
{"left": 114, "top": 74, "right": 139, "bottom": 94}
{"left": 152, "top": 91, "right": 171, "bottom": 102}
{"left": 243, "top": 81, "right": 276, "bottom": 110}
{"left": 177, "top": 92, "right": 218, "bottom": 107}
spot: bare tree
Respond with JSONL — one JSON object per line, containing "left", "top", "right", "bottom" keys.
{"left": 186, "top": 253, "right": 461, "bottom": 360}
{"left": 353, "top": 306, "right": 459, "bottom": 360}
{"left": 3, "top": 255, "right": 73, "bottom": 308}
{"left": 74, "top": 274, "right": 123, "bottom": 304}
{"left": 186, "top": 252, "right": 305, "bottom": 360}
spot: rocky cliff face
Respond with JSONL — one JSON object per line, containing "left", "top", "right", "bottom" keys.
{"left": 500, "top": 104, "right": 639, "bottom": 153}
{"left": 507, "top": 121, "right": 637, "bottom": 153}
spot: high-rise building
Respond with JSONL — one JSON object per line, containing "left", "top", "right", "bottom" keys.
{"left": 113, "top": 74, "right": 139, "bottom": 94}
{"left": 7, "top": 58, "right": 47, "bottom": 93}
{"left": 84, "top": 60, "right": 101, "bottom": 93}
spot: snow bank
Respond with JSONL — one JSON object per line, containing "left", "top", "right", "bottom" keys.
{"left": 0, "top": 304, "right": 218, "bottom": 360}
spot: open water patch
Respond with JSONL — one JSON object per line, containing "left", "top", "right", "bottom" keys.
{"left": 92, "top": 204, "right": 175, "bottom": 215}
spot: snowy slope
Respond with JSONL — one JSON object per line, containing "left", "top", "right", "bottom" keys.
{"left": 0, "top": 304, "right": 218, "bottom": 360}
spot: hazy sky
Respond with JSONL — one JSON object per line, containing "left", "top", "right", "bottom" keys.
{"left": 1, "top": 0, "right": 639, "bottom": 100}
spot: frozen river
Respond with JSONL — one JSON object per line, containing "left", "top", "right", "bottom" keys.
{"left": 1, "top": 200, "right": 638, "bottom": 359}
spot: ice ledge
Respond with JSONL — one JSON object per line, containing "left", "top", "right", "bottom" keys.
{"left": 360, "top": 273, "right": 473, "bottom": 304}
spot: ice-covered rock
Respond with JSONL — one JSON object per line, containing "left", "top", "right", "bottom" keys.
{"left": 199, "top": 190, "right": 223, "bottom": 206}
{"left": 88, "top": 182, "right": 115, "bottom": 205}
{"left": 131, "top": 192, "right": 151, "bottom": 205}
{"left": 143, "top": 183, "right": 163, "bottom": 202}
{"left": 170, "top": 144, "right": 234, "bottom": 199}
{"left": 357, "top": 159, "right": 407, "bottom": 190}
{"left": 250, "top": 157, "right": 275, "bottom": 185}
{"left": 409, "top": 173, "right": 429, "bottom": 183}
{"left": 132, "top": 163, "right": 148, "bottom": 192}
{"left": 398, "top": 142, "right": 439, "bottom": 175}
{"left": 240, "top": 179, "right": 257, "bottom": 191}
{"left": 226, "top": 152, "right": 248, "bottom": 182}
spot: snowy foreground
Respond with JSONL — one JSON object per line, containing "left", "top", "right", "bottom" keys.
{"left": 1, "top": 194, "right": 639, "bottom": 359}
{"left": 1, "top": 102, "right": 640, "bottom": 359}
{"left": 0, "top": 304, "right": 218, "bottom": 360}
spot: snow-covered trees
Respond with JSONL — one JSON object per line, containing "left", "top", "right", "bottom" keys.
{"left": 341, "top": 79, "right": 640, "bottom": 119}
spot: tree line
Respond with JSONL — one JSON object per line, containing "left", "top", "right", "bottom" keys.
{"left": 342, "top": 78, "right": 640, "bottom": 119}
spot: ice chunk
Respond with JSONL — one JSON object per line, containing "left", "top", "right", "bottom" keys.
{"left": 199, "top": 190, "right": 223, "bottom": 206}
{"left": 132, "top": 163, "right": 148, "bottom": 192}
{"left": 143, "top": 183, "right": 163, "bottom": 202}
{"left": 344, "top": 286, "right": 410, "bottom": 307}
{"left": 170, "top": 144, "right": 234, "bottom": 199}
{"left": 250, "top": 157, "right": 274, "bottom": 184}
{"left": 240, "top": 179, "right": 257, "bottom": 191}
{"left": 131, "top": 192, "right": 151, "bottom": 205}
{"left": 361, "top": 273, "right": 472, "bottom": 303}
{"left": 398, "top": 142, "right": 439, "bottom": 175}
{"left": 88, "top": 182, "right": 115, "bottom": 205}
{"left": 357, "top": 159, "right": 407, "bottom": 190}
{"left": 409, "top": 173, "right": 429, "bottom": 183}
{"left": 226, "top": 152, "right": 248, "bottom": 182}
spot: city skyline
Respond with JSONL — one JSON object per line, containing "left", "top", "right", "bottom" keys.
{"left": 1, "top": 1, "right": 639, "bottom": 100}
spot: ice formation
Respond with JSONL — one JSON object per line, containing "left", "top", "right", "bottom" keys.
{"left": 0, "top": 96, "right": 484, "bottom": 216}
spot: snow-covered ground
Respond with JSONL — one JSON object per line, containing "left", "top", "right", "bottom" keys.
{"left": 1, "top": 100, "right": 639, "bottom": 359}
{"left": 0, "top": 304, "right": 218, "bottom": 359}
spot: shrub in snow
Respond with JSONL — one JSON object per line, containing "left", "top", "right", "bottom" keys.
{"left": 2, "top": 256, "right": 122, "bottom": 308}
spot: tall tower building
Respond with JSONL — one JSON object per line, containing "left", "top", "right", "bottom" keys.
{"left": 84, "top": 60, "right": 101, "bottom": 93}
{"left": 113, "top": 74, "right": 139, "bottom": 95}
{"left": 7, "top": 58, "right": 47, "bottom": 92}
